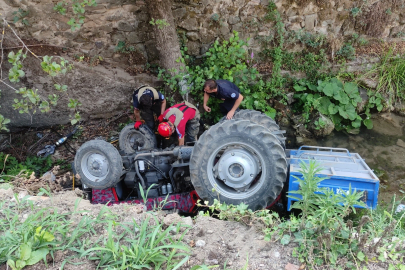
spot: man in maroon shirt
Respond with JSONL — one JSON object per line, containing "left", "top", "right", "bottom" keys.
{"left": 157, "top": 101, "right": 200, "bottom": 146}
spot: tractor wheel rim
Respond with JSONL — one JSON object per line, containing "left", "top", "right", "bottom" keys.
{"left": 207, "top": 142, "right": 264, "bottom": 199}
{"left": 81, "top": 151, "right": 109, "bottom": 182}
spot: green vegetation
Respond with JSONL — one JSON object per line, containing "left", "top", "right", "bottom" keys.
{"left": 0, "top": 153, "right": 54, "bottom": 183}
{"left": 53, "top": 0, "right": 97, "bottom": 31}
{"left": 114, "top": 41, "right": 135, "bottom": 54}
{"left": 149, "top": 18, "right": 170, "bottom": 29}
{"left": 293, "top": 77, "right": 371, "bottom": 132}
{"left": 12, "top": 8, "right": 29, "bottom": 26}
{"left": 0, "top": 188, "right": 191, "bottom": 270}
{"left": 204, "top": 161, "right": 405, "bottom": 269}
{"left": 359, "top": 48, "right": 405, "bottom": 105}
{"left": 159, "top": 31, "right": 278, "bottom": 121}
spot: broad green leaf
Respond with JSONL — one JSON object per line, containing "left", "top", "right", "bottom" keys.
{"left": 328, "top": 103, "right": 339, "bottom": 115}
{"left": 343, "top": 82, "right": 358, "bottom": 97}
{"left": 351, "top": 117, "right": 362, "bottom": 128}
{"left": 339, "top": 103, "right": 356, "bottom": 120}
{"left": 357, "top": 251, "right": 365, "bottom": 261}
{"left": 20, "top": 243, "right": 32, "bottom": 261}
{"left": 322, "top": 82, "right": 335, "bottom": 96}
{"left": 334, "top": 91, "right": 349, "bottom": 105}
{"left": 7, "top": 259, "right": 17, "bottom": 270}
{"left": 363, "top": 118, "right": 373, "bottom": 129}
{"left": 316, "top": 97, "right": 332, "bottom": 115}
{"left": 16, "top": 260, "right": 26, "bottom": 270}
{"left": 280, "top": 234, "right": 291, "bottom": 245}
{"left": 293, "top": 85, "right": 306, "bottom": 92}
{"left": 26, "top": 248, "right": 49, "bottom": 265}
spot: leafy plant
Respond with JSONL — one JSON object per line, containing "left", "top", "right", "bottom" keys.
{"left": 54, "top": 0, "right": 97, "bottom": 31}
{"left": 293, "top": 77, "right": 369, "bottom": 132}
{"left": 149, "top": 18, "right": 170, "bottom": 29}
{"left": 293, "top": 30, "right": 327, "bottom": 49}
{"left": 12, "top": 8, "right": 29, "bottom": 25}
{"left": 359, "top": 48, "right": 405, "bottom": 105}
{"left": 0, "top": 153, "right": 53, "bottom": 183}
{"left": 114, "top": 40, "right": 135, "bottom": 54}
{"left": 7, "top": 227, "right": 55, "bottom": 270}
{"left": 82, "top": 216, "right": 190, "bottom": 269}
{"left": 159, "top": 31, "right": 277, "bottom": 121}
{"left": 336, "top": 44, "right": 356, "bottom": 60}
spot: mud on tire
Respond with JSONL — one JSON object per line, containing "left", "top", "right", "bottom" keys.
{"left": 74, "top": 140, "right": 123, "bottom": 190}
{"left": 119, "top": 124, "right": 157, "bottom": 155}
{"left": 232, "top": 109, "right": 286, "bottom": 147}
{"left": 189, "top": 120, "right": 287, "bottom": 210}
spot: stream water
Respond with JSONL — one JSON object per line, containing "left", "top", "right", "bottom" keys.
{"left": 290, "top": 112, "right": 405, "bottom": 204}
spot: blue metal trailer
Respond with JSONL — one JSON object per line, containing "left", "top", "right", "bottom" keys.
{"left": 287, "top": 146, "right": 380, "bottom": 210}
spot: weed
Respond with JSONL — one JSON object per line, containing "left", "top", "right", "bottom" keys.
{"left": 12, "top": 8, "right": 29, "bottom": 25}
{"left": 159, "top": 31, "right": 277, "bottom": 121}
{"left": 0, "top": 153, "right": 53, "bottom": 182}
{"left": 336, "top": 44, "right": 356, "bottom": 60}
{"left": 114, "top": 40, "right": 135, "bottom": 54}
{"left": 359, "top": 47, "right": 405, "bottom": 105}
{"left": 149, "top": 18, "right": 170, "bottom": 29}
{"left": 293, "top": 77, "right": 368, "bottom": 132}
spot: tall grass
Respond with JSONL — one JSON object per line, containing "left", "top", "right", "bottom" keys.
{"left": 360, "top": 47, "right": 405, "bottom": 105}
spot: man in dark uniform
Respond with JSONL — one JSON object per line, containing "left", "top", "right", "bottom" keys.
{"left": 203, "top": 79, "right": 244, "bottom": 119}
{"left": 132, "top": 85, "right": 166, "bottom": 130}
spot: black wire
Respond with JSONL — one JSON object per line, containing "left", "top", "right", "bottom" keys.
{"left": 134, "top": 158, "right": 167, "bottom": 179}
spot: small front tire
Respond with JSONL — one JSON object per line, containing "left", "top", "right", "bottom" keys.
{"left": 74, "top": 140, "right": 123, "bottom": 190}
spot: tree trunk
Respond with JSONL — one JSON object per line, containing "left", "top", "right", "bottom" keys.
{"left": 145, "top": 0, "right": 184, "bottom": 75}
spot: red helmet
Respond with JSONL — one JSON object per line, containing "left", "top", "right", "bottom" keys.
{"left": 158, "top": 122, "right": 172, "bottom": 137}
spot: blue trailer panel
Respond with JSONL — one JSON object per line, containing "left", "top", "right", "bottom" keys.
{"left": 287, "top": 146, "right": 380, "bottom": 210}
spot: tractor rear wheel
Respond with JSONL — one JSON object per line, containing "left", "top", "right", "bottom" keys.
{"left": 189, "top": 120, "right": 287, "bottom": 210}
{"left": 232, "top": 109, "right": 285, "bottom": 147}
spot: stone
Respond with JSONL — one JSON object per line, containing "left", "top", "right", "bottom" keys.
{"left": 173, "top": 8, "right": 187, "bottom": 20}
{"left": 186, "top": 41, "right": 200, "bottom": 56}
{"left": 27, "top": 196, "right": 50, "bottom": 202}
{"left": 117, "top": 21, "right": 135, "bottom": 32}
{"left": 232, "top": 23, "right": 243, "bottom": 33}
{"left": 304, "top": 14, "right": 317, "bottom": 31}
{"left": 260, "top": 0, "right": 270, "bottom": 6}
{"left": 220, "top": 23, "right": 231, "bottom": 39}
{"left": 300, "top": 2, "right": 319, "bottom": 15}
{"left": 207, "top": 230, "right": 214, "bottom": 234}
{"left": 285, "top": 263, "right": 300, "bottom": 270}
{"left": 186, "top": 32, "right": 200, "bottom": 41}
{"left": 228, "top": 16, "right": 241, "bottom": 25}
{"left": 127, "top": 32, "right": 143, "bottom": 44}
{"left": 163, "top": 213, "right": 183, "bottom": 226}
{"left": 309, "top": 114, "right": 335, "bottom": 137}
{"left": 195, "top": 240, "right": 206, "bottom": 247}
{"left": 179, "top": 17, "right": 198, "bottom": 31}
{"left": 0, "top": 187, "right": 14, "bottom": 199}
{"left": 358, "top": 78, "right": 377, "bottom": 89}
{"left": 182, "top": 216, "right": 193, "bottom": 227}
{"left": 288, "top": 16, "right": 303, "bottom": 23}
{"left": 397, "top": 139, "right": 405, "bottom": 148}
{"left": 287, "top": 23, "right": 301, "bottom": 31}
{"left": 356, "top": 87, "right": 368, "bottom": 113}
{"left": 273, "top": 251, "right": 280, "bottom": 258}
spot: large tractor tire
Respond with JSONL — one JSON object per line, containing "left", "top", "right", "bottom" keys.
{"left": 232, "top": 109, "right": 286, "bottom": 147}
{"left": 189, "top": 120, "right": 287, "bottom": 210}
{"left": 74, "top": 140, "right": 123, "bottom": 190}
{"left": 119, "top": 124, "right": 157, "bottom": 155}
